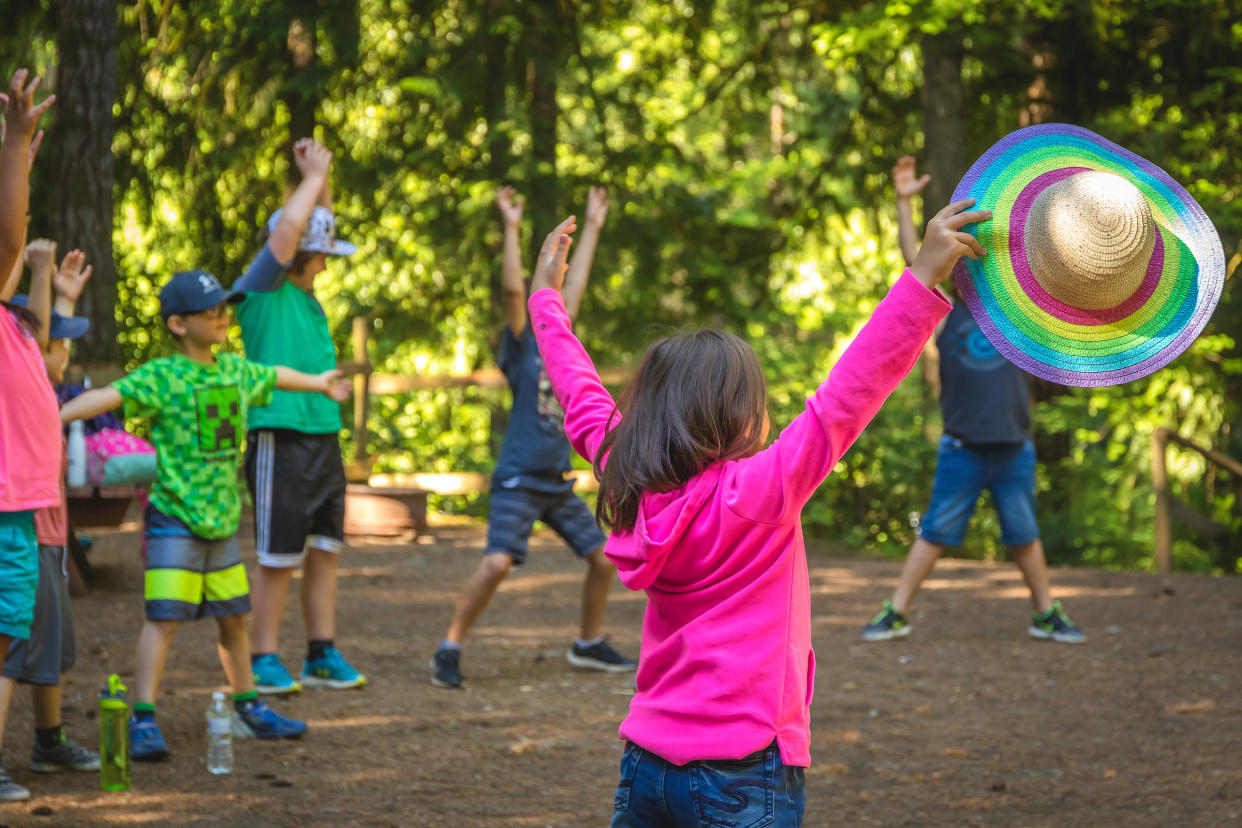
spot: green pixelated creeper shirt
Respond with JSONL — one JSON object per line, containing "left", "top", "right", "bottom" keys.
{"left": 113, "top": 353, "right": 277, "bottom": 539}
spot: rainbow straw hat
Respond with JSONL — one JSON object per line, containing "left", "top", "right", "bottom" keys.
{"left": 950, "top": 123, "right": 1225, "bottom": 387}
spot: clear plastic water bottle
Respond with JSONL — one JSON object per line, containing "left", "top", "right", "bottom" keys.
{"left": 205, "top": 691, "right": 233, "bottom": 774}
{"left": 66, "top": 419, "right": 88, "bottom": 488}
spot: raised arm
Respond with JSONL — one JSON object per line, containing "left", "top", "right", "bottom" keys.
{"left": 497, "top": 186, "right": 527, "bottom": 336}
{"left": 729, "top": 199, "right": 988, "bottom": 524}
{"left": 0, "top": 70, "right": 54, "bottom": 289}
{"left": 266, "top": 139, "right": 330, "bottom": 265}
{"left": 561, "top": 186, "right": 609, "bottom": 320}
{"left": 52, "top": 248, "right": 92, "bottom": 318}
{"left": 61, "top": 387, "right": 122, "bottom": 424}
{"left": 528, "top": 218, "right": 621, "bottom": 466}
{"left": 23, "top": 238, "right": 56, "bottom": 350}
{"left": 893, "top": 156, "right": 930, "bottom": 268}
{"left": 273, "top": 365, "right": 350, "bottom": 400}
{"left": 1, "top": 225, "right": 25, "bottom": 302}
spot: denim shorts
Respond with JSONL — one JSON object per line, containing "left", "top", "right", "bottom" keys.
{"left": 485, "top": 486, "right": 607, "bottom": 565}
{"left": 611, "top": 741, "right": 806, "bottom": 828}
{"left": 917, "top": 436, "right": 1040, "bottom": 547}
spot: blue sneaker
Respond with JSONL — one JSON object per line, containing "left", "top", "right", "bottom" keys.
{"left": 129, "top": 717, "right": 169, "bottom": 762}
{"left": 301, "top": 647, "right": 367, "bottom": 690}
{"left": 253, "top": 654, "right": 302, "bottom": 695}
{"left": 233, "top": 701, "right": 307, "bottom": 740}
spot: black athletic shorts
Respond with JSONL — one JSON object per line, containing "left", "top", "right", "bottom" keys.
{"left": 245, "top": 429, "right": 347, "bottom": 567}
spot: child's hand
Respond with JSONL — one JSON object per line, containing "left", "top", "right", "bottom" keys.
{"left": 319, "top": 369, "right": 351, "bottom": 401}
{"left": 585, "top": 186, "right": 610, "bottom": 231}
{"left": 25, "top": 238, "right": 57, "bottom": 275}
{"left": 54, "top": 249, "right": 93, "bottom": 301}
{"left": 910, "top": 198, "right": 991, "bottom": 288}
{"left": 892, "top": 156, "right": 930, "bottom": 201}
{"left": 2, "top": 118, "right": 45, "bottom": 171}
{"left": 531, "top": 216, "right": 577, "bottom": 294}
{"left": 0, "top": 70, "right": 55, "bottom": 143}
{"left": 295, "top": 140, "right": 332, "bottom": 178}
{"left": 496, "top": 186, "right": 524, "bottom": 227}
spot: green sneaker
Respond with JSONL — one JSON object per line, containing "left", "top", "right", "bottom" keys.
{"left": 1029, "top": 600, "right": 1086, "bottom": 644}
{"left": 860, "top": 600, "right": 911, "bottom": 642}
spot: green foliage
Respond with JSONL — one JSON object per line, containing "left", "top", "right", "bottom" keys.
{"left": 7, "top": 0, "right": 1239, "bottom": 570}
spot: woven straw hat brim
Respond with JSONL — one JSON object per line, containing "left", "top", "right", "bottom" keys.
{"left": 950, "top": 124, "right": 1225, "bottom": 387}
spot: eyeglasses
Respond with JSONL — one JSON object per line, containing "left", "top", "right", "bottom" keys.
{"left": 191, "top": 304, "right": 232, "bottom": 320}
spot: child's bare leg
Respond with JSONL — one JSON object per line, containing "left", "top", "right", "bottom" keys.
{"left": 301, "top": 547, "right": 338, "bottom": 641}
{"left": 30, "top": 683, "right": 60, "bottom": 730}
{"left": 1010, "top": 539, "right": 1053, "bottom": 614}
{"left": 216, "top": 613, "right": 255, "bottom": 694}
{"left": 580, "top": 545, "right": 613, "bottom": 641}
{"left": 134, "top": 620, "right": 180, "bottom": 704}
{"left": 444, "top": 553, "right": 512, "bottom": 644}
{"left": 249, "top": 565, "right": 296, "bottom": 654}
{"left": 0, "top": 667, "right": 14, "bottom": 751}
{"left": 890, "top": 538, "right": 946, "bottom": 614}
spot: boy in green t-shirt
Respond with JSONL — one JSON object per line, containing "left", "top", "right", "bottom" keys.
{"left": 232, "top": 139, "right": 365, "bottom": 694}
{"left": 60, "top": 269, "right": 350, "bottom": 762}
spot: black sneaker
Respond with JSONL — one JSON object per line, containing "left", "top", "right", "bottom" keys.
{"left": 860, "top": 600, "right": 911, "bottom": 642}
{"left": 567, "top": 639, "right": 636, "bottom": 673}
{"left": 430, "top": 647, "right": 463, "bottom": 688}
{"left": 31, "top": 737, "right": 100, "bottom": 773}
{"left": 1029, "top": 600, "right": 1086, "bottom": 644}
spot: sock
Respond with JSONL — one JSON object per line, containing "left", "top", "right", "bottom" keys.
{"left": 438, "top": 639, "right": 461, "bottom": 653}
{"left": 307, "top": 639, "right": 334, "bottom": 662}
{"left": 233, "top": 690, "right": 259, "bottom": 713}
{"left": 133, "top": 702, "right": 156, "bottom": 722}
{"left": 251, "top": 652, "right": 274, "bottom": 664}
{"left": 35, "top": 726, "right": 64, "bottom": 750}
{"left": 575, "top": 635, "right": 605, "bottom": 649}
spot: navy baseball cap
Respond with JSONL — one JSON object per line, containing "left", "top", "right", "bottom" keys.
{"left": 158, "top": 269, "right": 243, "bottom": 320}
{"left": 10, "top": 294, "right": 91, "bottom": 340}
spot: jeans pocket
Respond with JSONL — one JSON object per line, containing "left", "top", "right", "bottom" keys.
{"left": 690, "top": 751, "right": 776, "bottom": 828}
{"left": 614, "top": 742, "right": 643, "bottom": 812}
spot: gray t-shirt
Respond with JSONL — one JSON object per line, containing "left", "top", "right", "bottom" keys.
{"left": 937, "top": 302, "right": 1031, "bottom": 444}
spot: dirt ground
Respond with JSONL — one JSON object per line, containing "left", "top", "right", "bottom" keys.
{"left": 0, "top": 517, "right": 1239, "bottom": 828}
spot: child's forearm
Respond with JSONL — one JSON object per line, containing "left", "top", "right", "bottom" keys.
{"left": 268, "top": 171, "right": 327, "bottom": 264}
{"left": 0, "top": 140, "right": 30, "bottom": 281}
{"left": 0, "top": 225, "right": 26, "bottom": 303}
{"left": 26, "top": 262, "right": 53, "bottom": 351}
{"left": 896, "top": 197, "right": 919, "bottom": 268}
{"left": 273, "top": 365, "right": 322, "bottom": 393}
{"left": 561, "top": 223, "right": 601, "bottom": 320}
{"left": 61, "top": 387, "right": 122, "bottom": 423}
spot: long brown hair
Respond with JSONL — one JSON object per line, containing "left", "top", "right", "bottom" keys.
{"left": 2, "top": 300, "right": 40, "bottom": 337}
{"left": 595, "top": 329, "right": 769, "bottom": 532}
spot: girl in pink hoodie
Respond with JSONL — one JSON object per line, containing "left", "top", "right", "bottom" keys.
{"left": 527, "top": 200, "right": 989, "bottom": 827}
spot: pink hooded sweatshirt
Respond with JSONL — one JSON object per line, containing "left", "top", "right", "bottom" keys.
{"left": 528, "top": 270, "right": 949, "bottom": 768}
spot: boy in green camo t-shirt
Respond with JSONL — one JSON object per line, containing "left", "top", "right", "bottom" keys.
{"left": 60, "top": 269, "right": 350, "bottom": 762}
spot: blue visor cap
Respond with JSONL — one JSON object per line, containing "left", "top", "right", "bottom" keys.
{"left": 158, "top": 269, "right": 244, "bottom": 320}
{"left": 10, "top": 294, "right": 91, "bottom": 340}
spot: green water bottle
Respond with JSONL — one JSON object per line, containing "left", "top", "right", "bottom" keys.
{"left": 98, "top": 674, "right": 131, "bottom": 791}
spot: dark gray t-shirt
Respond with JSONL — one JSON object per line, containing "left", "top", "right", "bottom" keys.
{"left": 938, "top": 302, "right": 1031, "bottom": 444}
{"left": 491, "top": 324, "right": 573, "bottom": 492}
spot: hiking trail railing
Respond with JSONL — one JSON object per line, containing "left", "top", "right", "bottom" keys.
{"left": 1150, "top": 426, "right": 1242, "bottom": 574}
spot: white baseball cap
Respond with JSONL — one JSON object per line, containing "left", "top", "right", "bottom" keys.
{"left": 266, "top": 206, "right": 357, "bottom": 256}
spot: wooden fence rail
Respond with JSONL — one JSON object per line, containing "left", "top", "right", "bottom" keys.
{"left": 1151, "top": 426, "right": 1242, "bottom": 574}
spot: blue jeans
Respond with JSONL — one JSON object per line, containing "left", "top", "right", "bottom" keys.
{"left": 610, "top": 741, "right": 806, "bottom": 828}
{"left": 917, "top": 436, "right": 1040, "bottom": 547}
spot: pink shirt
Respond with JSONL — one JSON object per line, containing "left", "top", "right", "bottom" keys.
{"left": 33, "top": 439, "right": 68, "bottom": 546}
{"left": 0, "top": 309, "right": 61, "bottom": 512}
{"left": 529, "top": 271, "right": 948, "bottom": 767}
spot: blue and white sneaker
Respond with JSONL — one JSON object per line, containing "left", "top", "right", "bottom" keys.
{"left": 253, "top": 654, "right": 302, "bottom": 695}
{"left": 301, "top": 647, "right": 367, "bottom": 690}
{"left": 129, "top": 717, "right": 170, "bottom": 762}
{"left": 232, "top": 701, "right": 307, "bottom": 740}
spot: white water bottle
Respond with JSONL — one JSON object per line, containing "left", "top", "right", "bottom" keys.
{"left": 205, "top": 691, "right": 233, "bottom": 774}
{"left": 66, "top": 419, "right": 87, "bottom": 488}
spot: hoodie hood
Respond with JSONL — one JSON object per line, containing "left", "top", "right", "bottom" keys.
{"left": 607, "top": 464, "right": 723, "bottom": 591}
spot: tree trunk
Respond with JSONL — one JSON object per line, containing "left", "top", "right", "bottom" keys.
{"left": 920, "top": 30, "right": 965, "bottom": 219}
{"left": 524, "top": 3, "right": 564, "bottom": 268}
{"left": 50, "top": 0, "right": 118, "bottom": 360}
{"left": 283, "top": 10, "right": 318, "bottom": 191}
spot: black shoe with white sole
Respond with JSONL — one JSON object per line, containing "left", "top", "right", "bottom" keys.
{"left": 567, "top": 639, "right": 636, "bottom": 672}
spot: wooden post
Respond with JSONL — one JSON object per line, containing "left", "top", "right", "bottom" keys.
{"left": 352, "top": 317, "right": 371, "bottom": 466}
{"left": 1151, "top": 427, "right": 1171, "bottom": 574}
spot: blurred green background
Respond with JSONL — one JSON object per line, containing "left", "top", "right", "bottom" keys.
{"left": 8, "top": 0, "right": 1240, "bottom": 571}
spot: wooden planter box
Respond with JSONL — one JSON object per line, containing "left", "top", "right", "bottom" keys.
{"left": 343, "top": 484, "right": 429, "bottom": 537}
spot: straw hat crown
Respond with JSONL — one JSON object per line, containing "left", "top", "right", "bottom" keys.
{"left": 1025, "top": 171, "right": 1155, "bottom": 310}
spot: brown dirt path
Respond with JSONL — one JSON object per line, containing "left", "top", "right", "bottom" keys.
{"left": 0, "top": 521, "right": 1238, "bottom": 827}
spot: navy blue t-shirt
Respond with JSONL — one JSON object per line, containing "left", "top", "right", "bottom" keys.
{"left": 491, "top": 324, "right": 573, "bottom": 492}
{"left": 937, "top": 302, "right": 1031, "bottom": 444}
